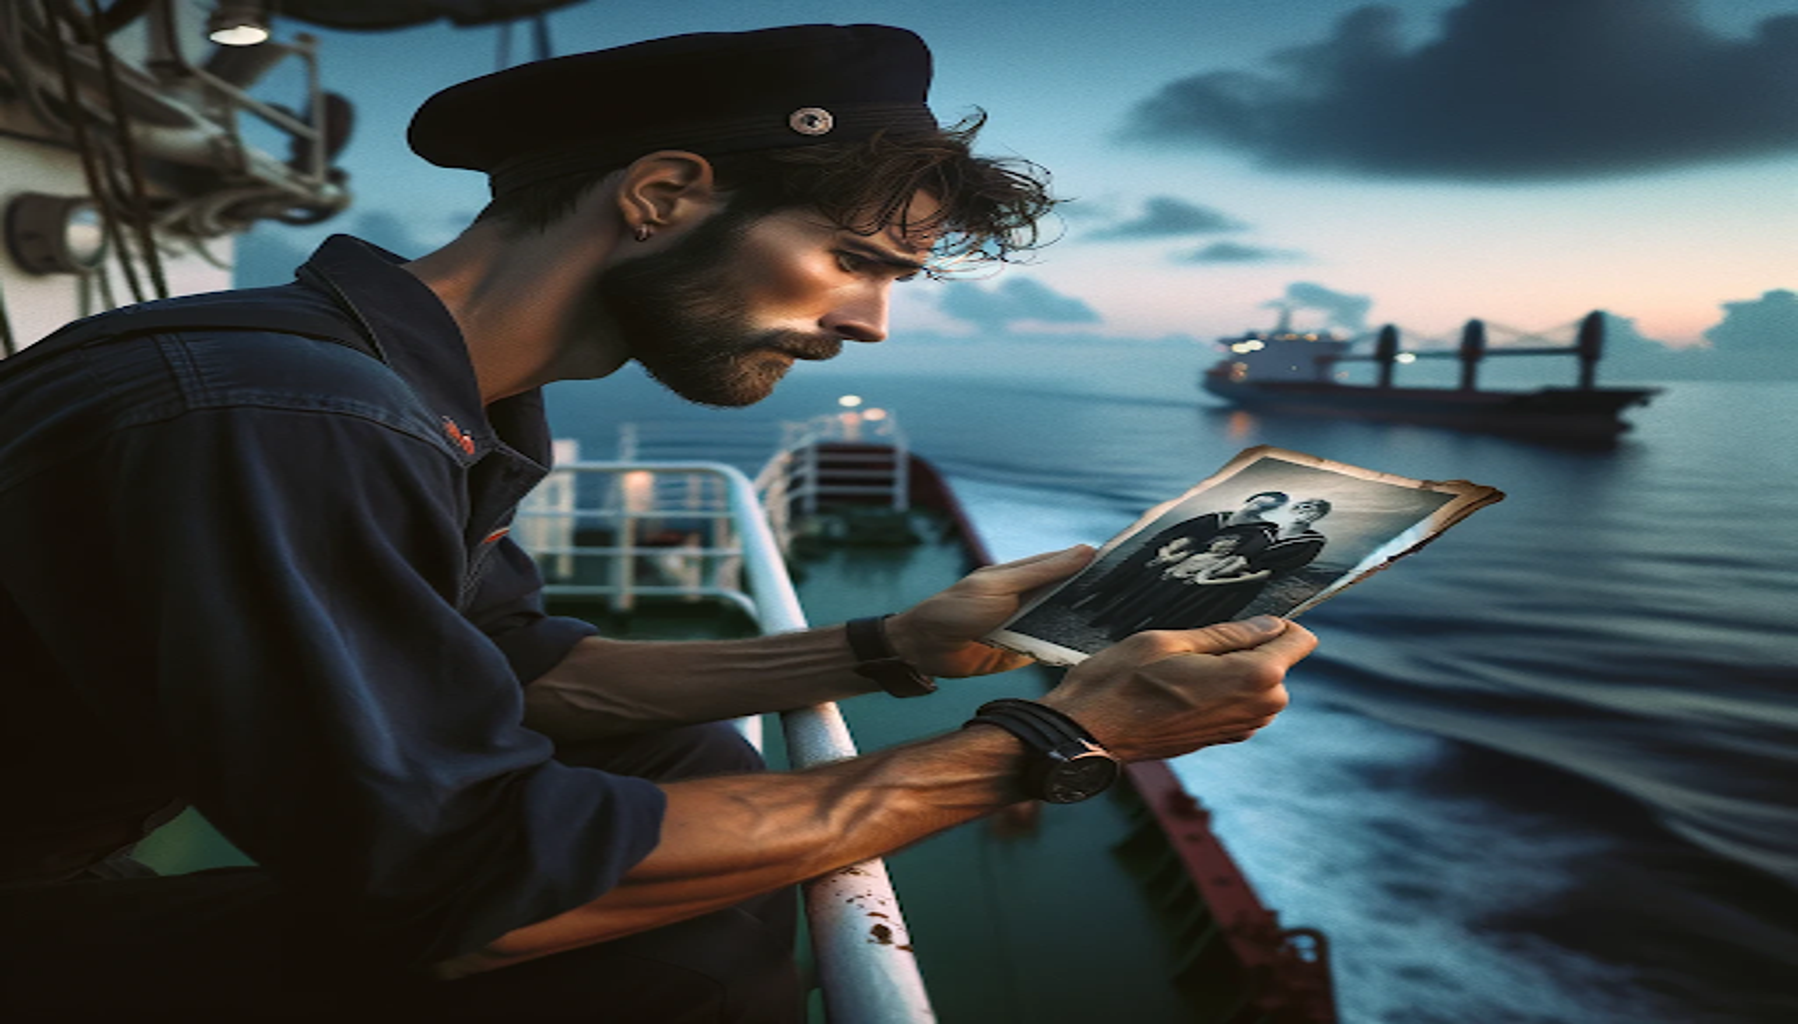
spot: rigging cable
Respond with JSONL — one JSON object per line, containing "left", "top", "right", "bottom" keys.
{"left": 1484, "top": 318, "right": 1582, "bottom": 347}
{"left": 531, "top": 13, "right": 553, "bottom": 61}
{"left": 0, "top": 0, "right": 70, "bottom": 137}
{"left": 78, "top": 0, "right": 169, "bottom": 298}
{"left": 42, "top": 0, "right": 146, "bottom": 305}
{"left": 91, "top": 0, "right": 151, "bottom": 37}
{"left": 0, "top": 273, "right": 17, "bottom": 357}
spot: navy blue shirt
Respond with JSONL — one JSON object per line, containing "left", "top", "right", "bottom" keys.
{"left": 0, "top": 236, "right": 665, "bottom": 966}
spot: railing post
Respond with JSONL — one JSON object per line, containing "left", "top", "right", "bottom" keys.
{"left": 520, "top": 458, "right": 940, "bottom": 1022}
{"left": 802, "top": 443, "right": 819, "bottom": 517}
{"left": 892, "top": 434, "right": 910, "bottom": 513}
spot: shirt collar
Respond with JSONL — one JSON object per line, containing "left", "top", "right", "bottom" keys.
{"left": 297, "top": 234, "right": 549, "bottom": 467}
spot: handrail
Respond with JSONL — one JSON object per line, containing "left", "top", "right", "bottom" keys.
{"left": 755, "top": 411, "right": 911, "bottom": 554}
{"left": 518, "top": 459, "right": 936, "bottom": 1023}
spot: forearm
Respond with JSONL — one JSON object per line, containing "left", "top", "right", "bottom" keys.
{"left": 523, "top": 628, "right": 877, "bottom": 740}
{"left": 436, "top": 725, "right": 1026, "bottom": 977}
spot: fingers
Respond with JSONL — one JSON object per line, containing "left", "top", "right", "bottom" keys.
{"left": 1069, "top": 618, "right": 1314, "bottom": 685}
{"left": 966, "top": 545, "right": 1096, "bottom": 592}
{"left": 985, "top": 544, "right": 1096, "bottom": 571}
{"left": 1174, "top": 616, "right": 1292, "bottom": 654}
{"left": 1102, "top": 615, "right": 1294, "bottom": 662}
{"left": 1154, "top": 617, "right": 1317, "bottom": 665}
{"left": 1229, "top": 620, "right": 1317, "bottom": 668}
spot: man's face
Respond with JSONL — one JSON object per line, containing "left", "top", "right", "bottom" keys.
{"left": 596, "top": 195, "right": 935, "bottom": 407}
{"left": 1288, "top": 500, "right": 1327, "bottom": 525}
{"left": 1245, "top": 493, "right": 1285, "bottom": 513}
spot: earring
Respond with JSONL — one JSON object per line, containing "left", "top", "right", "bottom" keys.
{"left": 634, "top": 224, "right": 653, "bottom": 242}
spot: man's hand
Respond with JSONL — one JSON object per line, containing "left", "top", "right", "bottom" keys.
{"left": 885, "top": 545, "right": 1096, "bottom": 677}
{"left": 1041, "top": 616, "right": 1315, "bottom": 761}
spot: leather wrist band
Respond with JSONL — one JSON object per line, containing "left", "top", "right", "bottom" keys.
{"left": 845, "top": 615, "right": 937, "bottom": 698}
{"left": 962, "top": 706, "right": 1059, "bottom": 753}
{"left": 968, "top": 698, "right": 1100, "bottom": 747}
{"left": 963, "top": 698, "right": 1120, "bottom": 804}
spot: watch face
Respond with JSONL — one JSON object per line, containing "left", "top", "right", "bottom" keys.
{"left": 1041, "top": 750, "right": 1120, "bottom": 804}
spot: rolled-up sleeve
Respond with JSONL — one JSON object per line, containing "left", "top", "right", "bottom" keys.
{"left": 463, "top": 537, "right": 599, "bottom": 684}
{"left": 94, "top": 403, "right": 664, "bottom": 967}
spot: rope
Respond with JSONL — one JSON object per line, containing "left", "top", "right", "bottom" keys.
{"left": 532, "top": 13, "right": 553, "bottom": 61}
{"left": 0, "top": 272, "right": 18, "bottom": 357}
{"left": 80, "top": 0, "right": 168, "bottom": 298}
{"left": 1483, "top": 317, "right": 1584, "bottom": 347}
{"left": 1, "top": 1, "right": 70, "bottom": 136}
{"left": 42, "top": 0, "right": 144, "bottom": 304}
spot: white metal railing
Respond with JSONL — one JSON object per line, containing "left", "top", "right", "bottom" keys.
{"left": 516, "top": 457, "right": 935, "bottom": 1023}
{"left": 754, "top": 410, "right": 911, "bottom": 553}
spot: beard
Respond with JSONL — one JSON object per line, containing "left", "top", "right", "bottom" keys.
{"left": 594, "top": 208, "right": 843, "bottom": 407}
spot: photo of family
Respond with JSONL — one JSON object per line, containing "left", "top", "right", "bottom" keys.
{"left": 986, "top": 447, "right": 1502, "bottom": 664}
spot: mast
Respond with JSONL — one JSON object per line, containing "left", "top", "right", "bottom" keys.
{"left": 1576, "top": 311, "right": 1604, "bottom": 390}
{"left": 1458, "top": 319, "right": 1487, "bottom": 391}
{"left": 1374, "top": 325, "right": 1399, "bottom": 388}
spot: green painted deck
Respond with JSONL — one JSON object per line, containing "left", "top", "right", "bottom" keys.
{"left": 781, "top": 516, "right": 1203, "bottom": 1023}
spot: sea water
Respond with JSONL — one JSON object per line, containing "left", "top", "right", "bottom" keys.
{"left": 546, "top": 343, "right": 1798, "bottom": 1024}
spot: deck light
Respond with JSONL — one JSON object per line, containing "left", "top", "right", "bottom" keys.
{"left": 208, "top": 2, "right": 270, "bottom": 46}
{"left": 1395, "top": 352, "right": 1418, "bottom": 364}
{"left": 4, "top": 193, "right": 107, "bottom": 274}
{"left": 837, "top": 394, "right": 863, "bottom": 408}
{"left": 862, "top": 408, "right": 887, "bottom": 421}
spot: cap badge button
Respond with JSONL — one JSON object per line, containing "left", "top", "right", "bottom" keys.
{"left": 788, "top": 107, "right": 834, "bottom": 136}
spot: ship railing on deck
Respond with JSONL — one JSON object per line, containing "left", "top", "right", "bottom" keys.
{"left": 515, "top": 458, "right": 936, "bottom": 1024}
{"left": 753, "top": 410, "right": 911, "bottom": 553}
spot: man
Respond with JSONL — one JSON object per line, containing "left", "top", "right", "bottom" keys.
{"left": 1071, "top": 490, "right": 1289, "bottom": 617}
{"left": 1089, "top": 532, "right": 1261, "bottom": 639}
{"left": 1147, "top": 497, "right": 1334, "bottom": 634}
{"left": 0, "top": 25, "right": 1314, "bottom": 1019}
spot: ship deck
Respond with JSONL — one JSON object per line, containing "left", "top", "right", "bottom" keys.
{"left": 775, "top": 513, "right": 1220, "bottom": 1022}
{"left": 131, "top": 504, "right": 1321, "bottom": 1022}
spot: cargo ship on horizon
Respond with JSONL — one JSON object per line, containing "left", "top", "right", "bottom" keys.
{"left": 1201, "top": 310, "right": 1659, "bottom": 440}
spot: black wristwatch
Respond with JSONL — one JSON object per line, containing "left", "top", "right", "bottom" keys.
{"left": 846, "top": 615, "right": 937, "bottom": 698}
{"left": 963, "top": 698, "right": 1121, "bottom": 804}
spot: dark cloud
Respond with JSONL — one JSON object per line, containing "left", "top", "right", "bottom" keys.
{"left": 1591, "top": 311, "right": 1683, "bottom": 377}
{"left": 1598, "top": 297, "right": 1798, "bottom": 381}
{"left": 1706, "top": 288, "right": 1798, "bottom": 356}
{"left": 938, "top": 278, "right": 1102, "bottom": 330}
{"left": 1089, "top": 196, "right": 1248, "bottom": 239}
{"left": 1176, "top": 241, "right": 1304, "bottom": 264}
{"left": 1266, "top": 282, "right": 1373, "bottom": 332}
{"left": 1124, "top": 0, "right": 1798, "bottom": 180}
{"left": 1601, "top": 312, "right": 1671, "bottom": 350}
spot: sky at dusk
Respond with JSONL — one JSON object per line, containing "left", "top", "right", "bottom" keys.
{"left": 254, "top": 0, "right": 1797, "bottom": 353}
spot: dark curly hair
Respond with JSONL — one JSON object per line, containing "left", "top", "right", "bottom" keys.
{"left": 475, "top": 113, "right": 1056, "bottom": 274}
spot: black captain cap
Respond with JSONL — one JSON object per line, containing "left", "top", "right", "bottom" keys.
{"left": 408, "top": 24, "right": 938, "bottom": 197}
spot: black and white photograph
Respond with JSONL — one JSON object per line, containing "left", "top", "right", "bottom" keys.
{"left": 987, "top": 447, "right": 1502, "bottom": 664}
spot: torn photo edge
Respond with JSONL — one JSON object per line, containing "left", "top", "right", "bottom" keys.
{"left": 981, "top": 444, "right": 1506, "bottom": 667}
